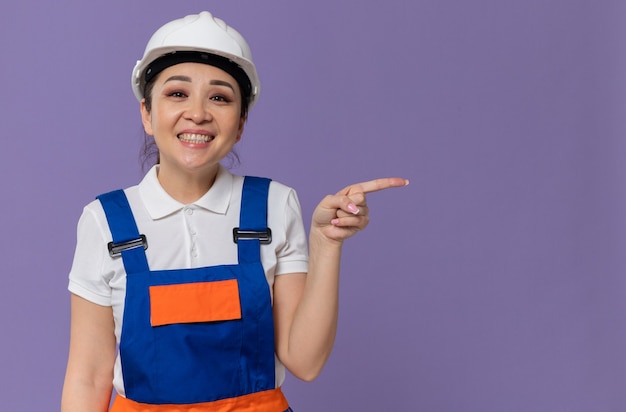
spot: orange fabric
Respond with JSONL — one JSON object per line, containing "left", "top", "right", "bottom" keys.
{"left": 149, "top": 280, "right": 241, "bottom": 326}
{"left": 110, "top": 388, "right": 289, "bottom": 412}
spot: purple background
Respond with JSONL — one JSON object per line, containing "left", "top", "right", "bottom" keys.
{"left": 2, "top": 0, "right": 626, "bottom": 410}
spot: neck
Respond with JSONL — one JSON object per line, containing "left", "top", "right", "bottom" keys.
{"left": 156, "top": 163, "right": 219, "bottom": 204}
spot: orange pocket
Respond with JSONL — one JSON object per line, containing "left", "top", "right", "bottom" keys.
{"left": 149, "top": 280, "right": 241, "bottom": 326}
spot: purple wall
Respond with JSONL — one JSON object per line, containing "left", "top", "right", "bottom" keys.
{"left": 2, "top": 0, "right": 626, "bottom": 410}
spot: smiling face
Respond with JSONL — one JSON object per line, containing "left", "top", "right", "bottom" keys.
{"left": 141, "top": 62, "right": 245, "bottom": 186}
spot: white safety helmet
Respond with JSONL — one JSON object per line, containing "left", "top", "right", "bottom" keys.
{"left": 131, "top": 11, "right": 260, "bottom": 109}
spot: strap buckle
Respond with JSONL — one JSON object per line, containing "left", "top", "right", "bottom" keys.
{"left": 232, "top": 228, "right": 272, "bottom": 244}
{"left": 108, "top": 234, "right": 148, "bottom": 257}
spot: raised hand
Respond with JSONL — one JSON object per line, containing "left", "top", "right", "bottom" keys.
{"left": 311, "top": 177, "right": 409, "bottom": 243}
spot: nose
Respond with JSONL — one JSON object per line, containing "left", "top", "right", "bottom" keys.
{"left": 184, "top": 96, "right": 212, "bottom": 124}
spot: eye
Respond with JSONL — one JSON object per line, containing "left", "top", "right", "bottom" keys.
{"left": 210, "top": 94, "right": 232, "bottom": 103}
{"left": 167, "top": 91, "right": 187, "bottom": 98}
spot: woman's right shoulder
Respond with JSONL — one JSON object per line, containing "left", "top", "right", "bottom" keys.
{"left": 78, "top": 186, "right": 141, "bottom": 228}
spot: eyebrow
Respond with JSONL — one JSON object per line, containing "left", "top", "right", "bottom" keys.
{"left": 209, "top": 80, "right": 235, "bottom": 91}
{"left": 164, "top": 76, "right": 235, "bottom": 91}
{"left": 164, "top": 75, "right": 192, "bottom": 83}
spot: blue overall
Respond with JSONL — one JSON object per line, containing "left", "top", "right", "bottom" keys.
{"left": 97, "top": 177, "right": 290, "bottom": 410}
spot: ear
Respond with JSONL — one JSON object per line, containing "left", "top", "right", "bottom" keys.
{"left": 140, "top": 99, "right": 153, "bottom": 136}
{"left": 235, "top": 115, "right": 247, "bottom": 143}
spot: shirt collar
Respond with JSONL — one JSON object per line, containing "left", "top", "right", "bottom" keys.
{"left": 138, "top": 165, "right": 234, "bottom": 219}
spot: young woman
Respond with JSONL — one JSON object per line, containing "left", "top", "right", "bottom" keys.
{"left": 61, "top": 11, "right": 408, "bottom": 412}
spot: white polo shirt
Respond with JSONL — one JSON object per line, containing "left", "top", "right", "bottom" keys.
{"left": 68, "top": 164, "right": 309, "bottom": 396}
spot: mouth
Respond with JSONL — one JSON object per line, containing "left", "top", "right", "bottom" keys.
{"left": 177, "top": 133, "right": 214, "bottom": 144}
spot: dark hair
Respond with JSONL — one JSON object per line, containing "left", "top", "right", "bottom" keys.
{"left": 140, "top": 78, "right": 160, "bottom": 171}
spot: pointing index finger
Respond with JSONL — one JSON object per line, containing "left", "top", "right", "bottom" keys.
{"left": 340, "top": 177, "right": 409, "bottom": 195}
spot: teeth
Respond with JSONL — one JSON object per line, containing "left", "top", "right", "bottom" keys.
{"left": 178, "top": 133, "right": 213, "bottom": 143}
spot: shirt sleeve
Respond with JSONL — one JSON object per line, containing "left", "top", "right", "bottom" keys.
{"left": 67, "top": 203, "right": 114, "bottom": 306}
{"left": 274, "top": 188, "right": 309, "bottom": 276}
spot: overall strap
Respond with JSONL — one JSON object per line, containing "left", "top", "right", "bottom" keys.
{"left": 236, "top": 177, "right": 271, "bottom": 264}
{"left": 97, "top": 190, "right": 149, "bottom": 274}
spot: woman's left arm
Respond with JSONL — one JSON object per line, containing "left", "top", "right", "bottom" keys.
{"left": 273, "top": 177, "right": 408, "bottom": 381}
